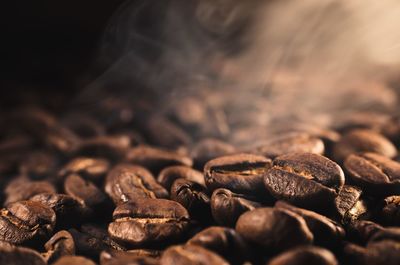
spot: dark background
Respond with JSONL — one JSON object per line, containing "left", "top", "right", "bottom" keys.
{"left": 0, "top": 0, "right": 126, "bottom": 98}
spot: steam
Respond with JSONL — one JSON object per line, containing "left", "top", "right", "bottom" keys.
{"left": 82, "top": 0, "right": 400, "bottom": 130}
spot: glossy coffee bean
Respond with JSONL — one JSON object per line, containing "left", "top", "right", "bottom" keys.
{"left": 59, "top": 157, "right": 110, "bottom": 183}
{"left": 190, "top": 138, "right": 236, "bottom": 169}
{"left": 334, "top": 185, "right": 368, "bottom": 223}
{"left": 52, "top": 255, "right": 97, "bottom": 265}
{"left": 108, "top": 198, "right": 190, "bottom": 247}
{"left": 0, "top": 200, "right": 56, "bottom": 245}
{"left": 211, "top": 188, "right": 261, "bottom": 227}
{"left": 204, "top": 153, "right": 272, "bottom": 196}
{"left": 382, "top": 195, "right": 400, "bottom": 225}
{"left": 105, "top": 164, "right": 168, "bottom": 204}
{"left": 170, "top": 178, "right": 211, "bottom": 223}
{"left": 236, "top": 207, "right": 313, "bottom": 251}
{"left": 0, "top": 241, "right": 46, "bottom": 265}
{"left": 333, "top": 129, "right": 397, "bottom": 162}
{"left": 160, "top": 245, "right": 229, "bottom": 265}
{"left": 267, "top": 246, "right": 338, "bottom": 265}
{"left": 157, "top": 166, "right": 205, "bottom": 191}
{"left": 43, "top": 230, "right": 75, "bottom": 264}
{"left": 264, "top": 153, "right": 344, "bottom": 209}
{"left": 344, "top": 153, "right": 400, "bottom": 196}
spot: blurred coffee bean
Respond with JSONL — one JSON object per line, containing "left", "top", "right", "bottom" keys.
{"left": 62, "top": 112, "right": 106, "bottom": 138}
{"left": 105, "top": 164, "right": 168, "bottom": 205}
{"left": 0, "top": 200, "right": 55, "bottom": 245}
{"left": 343, "top": 240, "right": 400, "bottom": 265}
{"left": 211, "top": 188, "right": 262, "bottom": 227}
{"left": 19, "top": 151, "right": 58, "bottom": 179}
{"left": 160, "top": 244, "right": 229, "bottom": 265}
{"left": 382, "top": 195, "right": 400, "bottom": 225}
{"left": 334, "top": 185, "right": 368, "bottom": 223}
{"left": 100, "top": 250, "right": 160, "bottom": 265}
{"left": 108, "top": 198, "right": 190, "bottom": 247}
{"left": 267, "top": 246, "right": 338, "bottom": 265}
{"left": 76, "top": 135, "right": 131, "bottom": 160}
{"left": 381, "top": 116, "right": 400, "bottom": 146}
{"left": 334, "top": 112, "right": 389, "bottom": 133}
{"left": 0, "top": 240, "right": 46, "bottom": 265}
{"left": 190, "top": 138, "right": 236, "bottom": 169}
{"left": 0, "top": 133, "right": 34, "bottom": 155}
{"left": 204, "top": 153, "right": 272, "bottom": 196}
{"left": 264, "top": 153, "right": 344, "bottom": 210}
{"left": 333, "top": 129, "right": 397, "bottom": 162}
{"left": 125, "top": 146, "right": 193, "bottom": 174}
{"left": 59, "top": 157, "right": 110, "bottom": 184}
{"left": 43, "top": 230, "right": 75, "bottom": 264}
{"left": 52, "top": 255, "right": 96, "bottom": 265}
{"left": 253, "top": 132, "right": 325, "bottom": 158}
{"left": 344, "top": 152, "right": 400, "bottom": 196}
{"left": 157, "top": 166, "right": 205, "bottom": 191}
{"left": 170, "top": 178, "right": 211, "bottom": 223}
{"left": 187, "top": 226, "right": 250, "bottom": 264}
{"left": 236, "top": 207, "right": 313, "bottom": 251}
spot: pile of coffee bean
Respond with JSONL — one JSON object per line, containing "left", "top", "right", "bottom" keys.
{"left": 0, "top": 92, "right": 399, "bottom": 265}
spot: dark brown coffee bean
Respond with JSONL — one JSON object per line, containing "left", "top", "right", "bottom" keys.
{"left": 267, "top": 246, "right": 338, "bottom": 265}
{"left": 0, "top": 200, "right": 56, "bottom": 245}
{"left": 160, "top": 245, "right": 229, "bottom": 265}
{"left": 157, "top": 166, "right": 205, "bottom": 191}
{"left": 275, "top": 201, "right": 345, "bottom": 247}
{"left": 253, "top": 132, "right": 325, "bottom": 158}
{"left": 105, "top": 164, "right": 168, "bottom": 204}
{"left": 0, "top": 133, "right": 34, "bottom": 155}
{"left": 170, "top": 178, "right": 210, "bottom": 223}
{"left": 76, "top": 135, "right": 131, "bottom": 160}
{"left": 381, "top": 116, "right": 400, "bottom": 146}
{"left": 335, "top": 112, "right": 389, "bottom": 133}
{"left": 59, "top": 157, "right": 110, "bottom": 183}
{"left": 382, "top": 195, "right": 400, "bottom": 225}
{"left": 125, "top": 146, "right": 193, "bottom": 174}
{"left": 19, "top": 151, "right": 58, "bottom": 179}
{"left": 190, "top": 138, "right": 236, "bottom": 169}
{"left": 0, "top": 241, "right": 46, "bottom": 265}
{"left": 333, "top": 129, "right": 397, "bottom": 162}
{"left": 204, "top": 153, "right": 272, "bottom": 196}
{"left": 344, "top": 153, "right": 400, "bottom": 196}
{"left": 348, "top": 221, "right": 384, "bottom": 243}
{"left": 62, "top": 112, "right": 105, "bottom": 138}
{"left": 4, "top": 176, "right": 56, "bottom": 205}
{"left": 108, "top": 198, "right": 190, "bottom": 247}
{"left": 187, "top": 226, "right": 250, "bottom": 265}
{"left": 264, "top": 153, "right": 344, "bottom": 209}
{"left": 236, "top": 207, "right": 313, "bottom": 251}
{"left": 100, "top": 250, "right": 160, "bottom": 265}
{"left": 45, "top": 126, "right": 81, "bottom": 155}
{"left": 334, "top": 185, "right": 368, "bottom": 223}
{"left": 210, "top": 188, "right": 261, "bottom": 227}
{"left": 344, "top": 240, "right": 400, "bottom": 265}
{"left": 43, "top": 230, "right": 75, "bottom": 264}
{"left": 52, "top": 255, "right": 96, "bottom": 265}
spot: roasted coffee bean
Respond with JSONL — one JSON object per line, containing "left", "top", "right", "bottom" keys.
{"left": 19, "top": 151, "right": 58, "bottom": 179}
{"left": 204, "top": 153, "right": 272, "bottom": 196}
{"left": 59, "top": 157, "right": 110, "bottom": 183}
{"left": 105, "top": 164, "right": 168, "bottom": 204}
{"left": 76, "top": 135, "right": 131, "bottom": 160}
{"left": 0, "top": 240, "right": 46, "bottom": 265}
{"left": 275, "top": 201, "right": 345, "bottom": 247}
{"left": 125, "top": 146, "right": 193, "bottom": 174}
{"left": 170, "top": 178, "right": 210, "bottom": 223}
{"left": 344, "top": 152, "right": 400, "bottom": 196}
{"left": 381, "top": 115, "right": 400, "bottom": 146}
{"left": 348, "top": 221, "right": 384, "bottom": 243}
{"left": 264, "top": 153, "right": 344, "bottom": 209}
{"left": 343, "top": 240, "right": 400, "bottom": 265}
{"left": 267, "top": 246, "right": 338, "bottom": 265}
{"left": 62, "top": 112, "right": 106, "bottom": 138}
{"left": 160, "top": 244, "right": 229, "bottom": 265}
{"left": 0, "top": 200, "right": 56, "bottom": 245}
{"left": 236, "top": 207, "right": 313, "bottom": 251}
{"left": 333, "top": 129, "right": 397, "bottom": 162}
{"left": 80, "top": 224, "right": 126, "bottom": 252}
{"left": 190, "top": 138, "right": 236, "bottom": 169}
{"left": 43, "top": 230, "right": 75, "bottom": 264}
{"left": 52, "top": 255, "right": 96, "bottom": 265}
{"left": 382, "top": 195, "right": 400, "bottom": 225}
{"left": 334, "top": 112, "right": 389, "bottom": 133}
{"left": 187, "top": 226, "right": 250, "bottom": 264}
{"left": 4, "top": 176, "right": 56, "bottom": 205}
{"left": 157, "top": 166, "right": 205, "bottom": 191}
{"left": 30, "top": 193, "right": 86, "bottom": 227}
{"left": 108, "top": 198, "right": 190, "bottom": 247}
{"left": 100, "top": 250, "right": 160, "bottom": 265}
{"left": 334, "top": 185, "right": 368, "bottom": 223}
{"left": 44, "top": 126, "right": 81, "bottom": 155}
{"left": 253, "top": 132, "right": 325, "bottom": 158}
{"left": 211, "top": 188, "right": 261, "bottom": 227}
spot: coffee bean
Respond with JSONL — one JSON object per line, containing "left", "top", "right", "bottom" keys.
{"left": 108, "top": 198, "right": 190, "bottom": 247}
{"left": 344, "top": 240, "right": 400, "bottom": 265}
{"left": 344, "top": 152, "right": 400, "bottom": 196}
{"left": 333, "top": 129, "right": 397, "bottom": 162}
{"left": 253, "top": 132, "right": 325, "bottom": 158}
{"left": 125, "top": 146, "right": 193, "bottom": 174}
{"left": 0, "top": 200, "right": 56, "bottom": 245}
{"left": 334, "top": 185, "right": 368, "bottom": 223}
{"left": 187, "top": 226, "right": 250, "bottom": 264}
{"left": 267, "top": 246, "right": 338, "bottom": 265}
{"left": 236, "top": 207, "right": 313, "bottom": 251}
{"left": 210, "top": 188, "right": 261, "bottom": 227}
{"left": 160, "top": 245, "right": 229, "bottom": 265}
{"left": 157, "top": 166, "right": 205, "bottom": 191}
{"left": 264, "top": 153, "right": 344, "bottom": 209}
{"left": 0, "top": 240, "right": 46, "bottom": 265}
{"left": 19, "top": 151, "right": 58, "bottom": 179}
{"left": 100, "top": 250, "right": 160, "bottom": 265}
{"left": 170, "top": 178, "right": 211, "bottom": 223}
{"left": 76, "top": 135, "right": 131, "bottom": 160}
{"left": 204, "top": 153, "right": 272, "bottom": 196}
{"left": 190, "top": 138, "right": 236, "bottom": 169}
{"left": 59, "top": 157, "right": 110, "bottom": 184}
{"left": 62, "top": 112, "right": 106, "bottom": 138}
{"left": 105, "top": 164, "right": 168, "bottom": 204}
{"left": 52, "top": 255, "right": 97, "bottom": 265}
{"left": 382, "top": 195, "right": 400, "bottom": 225}
{"left": 43, "top": 230, "right": 75, "bottom": 264}
{"left": 381, "top": 115, "right": 400, "bottom": 146}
